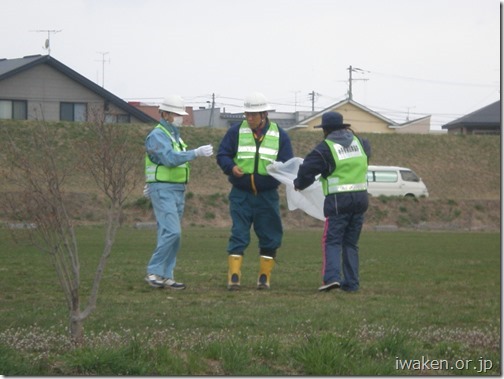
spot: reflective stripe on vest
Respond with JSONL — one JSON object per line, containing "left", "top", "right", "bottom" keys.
{"left": 145, "top": 124, "right": 190, "bottom": 183}
{"left": 234, "top": 121, "right": 280, "bottom": 175}
{"left": 321, "top": 136, "right": 368, "bottom": 195}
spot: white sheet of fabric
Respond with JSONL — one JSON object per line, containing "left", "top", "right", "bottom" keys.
{"left": 267, "top": 157, "right": 325, "bottom": 221}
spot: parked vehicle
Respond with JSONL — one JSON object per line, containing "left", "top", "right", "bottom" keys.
{"left": 367, "top": 165, "right": 429, "bottom": 198}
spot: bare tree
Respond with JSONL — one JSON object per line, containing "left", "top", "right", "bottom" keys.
{"left": 1, "top": 114, "right": 142, "bottom": 345}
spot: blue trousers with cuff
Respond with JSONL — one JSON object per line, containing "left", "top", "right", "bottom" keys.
{"left": 147, "top": 186, "right": 185, "bottom": 279}
{"left": 322, "top": 212, "right": 365, "bottom": 291}
{"left": 227, "top": 187, "right": 282, "bottom": 257}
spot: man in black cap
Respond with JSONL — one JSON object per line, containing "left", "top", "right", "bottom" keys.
{"left": 293, "top": 111, "right": 371, "bottom": 292}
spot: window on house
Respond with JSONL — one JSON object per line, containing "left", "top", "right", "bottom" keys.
{"left": 60, "top": 102, "right": 87, "bottom": 121}
{"left": 0, "top": 100, "right": 27, "bottom": 120}
{"left": 105, "top": 113, "right": 130, "bottom": 123}
{"left": 117, "top": 114, "right": 130, "bottom": 123}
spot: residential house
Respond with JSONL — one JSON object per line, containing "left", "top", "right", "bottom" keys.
{"left": 441, "top": 100, "right": 501, "bottom": 135}
{"left": 0, "top": 54, "right": 157, "bottom": 124}
{"left": 290, "top": 98, "right": 431, "bottom": 134}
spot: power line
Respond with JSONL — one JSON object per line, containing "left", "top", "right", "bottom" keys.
{"left": 122, "top": 92, "right": 487, "bottom": 125}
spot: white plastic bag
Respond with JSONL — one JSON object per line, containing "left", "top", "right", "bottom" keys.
{"left": 267, "top": 157, "right": 325, "bottom": 221}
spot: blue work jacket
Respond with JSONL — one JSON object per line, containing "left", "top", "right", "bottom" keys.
{"left": 217, "top": 120, "right": 294, "bottom": 193}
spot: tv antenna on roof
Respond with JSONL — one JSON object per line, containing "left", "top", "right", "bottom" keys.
{"left": 31, "top": 29, "right": 62, "bottom": 55}
{"left": 96, "top": 52, "right": 110, "bottom": 87}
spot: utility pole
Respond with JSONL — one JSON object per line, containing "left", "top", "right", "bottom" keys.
{"left": 32, "top": 29, "right": 62, "bottom": 56}
{"left": 208, "top": 93, "right": 215, "bottom": 127}
{"left": 96, "top": 52, "right": 110, "bottom": 88}
{"left": 347, "top": 65, "right": 368, "bottom": 100}
{"left": 308, "top": 90, "right": 319, "bottom": 112}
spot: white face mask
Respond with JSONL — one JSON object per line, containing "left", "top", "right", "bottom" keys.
{"left": 172, "top": 116, "right": 183, "bottom": 127}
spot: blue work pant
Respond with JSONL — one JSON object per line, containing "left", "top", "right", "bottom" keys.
{"left": 322, "top": 212, "right": 365, "bottom": 291}
{"left": 147, "top": 187, "right": 185, "bottom": 279}
{"left": 227, "top": 187, "right": 283, "bottom": 256}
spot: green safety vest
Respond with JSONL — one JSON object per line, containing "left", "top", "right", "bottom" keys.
{"left": 233, "top": 121, "right": 280, "bottom": 175}
{"left": 145, "top": 124, "right": 190, "bottom": 183}
{"left": 321, "top": 136, "right": 368, "bottom": 195}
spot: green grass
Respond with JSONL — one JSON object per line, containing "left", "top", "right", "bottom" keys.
{"left": 0, "top": 227, "right": 500, "bottom": 375}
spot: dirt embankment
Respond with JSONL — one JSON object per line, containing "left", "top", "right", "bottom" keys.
{"left": 0, "top": 123, "right": 499, "bottom": 232}
{"left": 49, "top": 190, "right": 499, "bottom": 232}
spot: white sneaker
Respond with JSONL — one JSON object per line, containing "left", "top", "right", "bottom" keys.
{"left": 145, "top": 274, "right": 165, "bottom": 288}
{"left": 318, "top": 281, "right": 340, "bottom": 292}
{"left": 164, "top": 278, "right": 186, "bottom": 290}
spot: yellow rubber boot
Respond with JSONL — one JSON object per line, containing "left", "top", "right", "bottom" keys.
{"left": 257, "top": 255, "right": 275, "bottom": 290}
{"left": 227, "top": 254, "right": 243, "bottom": 290}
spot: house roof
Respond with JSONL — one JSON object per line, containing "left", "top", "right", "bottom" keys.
{"left": 442, "top": 100, "right": 501, "bottom": 129}
{"left": 0, "top": 54, "right": 157, "bottom": 124}
{"left": 392, "top": 115, "right": 431, "bottom": 129}
{"left": 296, "top": 98, "right": 399, "bottom": 128}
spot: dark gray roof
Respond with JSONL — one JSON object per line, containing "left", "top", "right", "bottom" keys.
{"left": 0, "top": 55, "right": 43, "bottom": 77}
{"left": 0, "top": 54, "right": 157, "bottom": 124}
{"left": 442, "top": 100, "right": 501, "bottom": 129}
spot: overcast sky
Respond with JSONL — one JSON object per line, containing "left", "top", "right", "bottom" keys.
{"left": 3, "top": 0, "right": 500, "bottom": 129}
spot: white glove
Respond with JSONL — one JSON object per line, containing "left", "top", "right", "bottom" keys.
{"left": 143, "top": 184, "right": 150, "bottom": 198}
{"left": 194, "top": 144, "right": 213, "bottom": 157}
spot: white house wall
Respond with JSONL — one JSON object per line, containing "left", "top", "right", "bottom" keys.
{"left": 193, "top": 108, "right": 227, "bottom": 128}
{"left": 395, "top": 117, "right": 431, "bottom": 134}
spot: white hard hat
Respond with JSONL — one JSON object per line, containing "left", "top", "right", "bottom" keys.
{"left": 159, "top": 95, "right": 188, "bottom": 115}
{"left": 243, "top": 92, "right": 272, "bottom": 112}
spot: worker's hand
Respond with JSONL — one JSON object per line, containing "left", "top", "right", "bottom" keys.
{"left": 143, "top": 184, "right": 150, "bottom": 198}
{"left": 232, "top": 165, "right": 244, "bottom": 178}
{"left": 194, "top": 144, "right": 213, "bottom": 157}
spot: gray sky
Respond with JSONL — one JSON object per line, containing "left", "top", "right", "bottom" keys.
{"left": 3, "top": 0, "right": 500, "bottom": 129}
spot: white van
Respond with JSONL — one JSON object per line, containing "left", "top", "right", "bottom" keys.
{"left": 367, "top": 165, "right": 429, "bottom": 198}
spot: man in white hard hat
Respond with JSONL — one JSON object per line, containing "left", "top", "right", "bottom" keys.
{"left": 144, "top": 95, "right": 214, "bottom": 289}
{"left": 217, "top": 92, "right": 294, "bottom": 290}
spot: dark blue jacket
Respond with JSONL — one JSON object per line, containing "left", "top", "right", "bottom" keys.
{"left": 294, "top": 129, "right": 371, "bottom": 217}
{"left": 217, "top": 120, "right": 294, "bottom": 193}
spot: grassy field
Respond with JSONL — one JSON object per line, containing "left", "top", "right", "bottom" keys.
{"left": 0, "top": 121, "right": 501, "bottom": 374}
{"left": 0, "top": 227, "right": 500, "bottom": 375}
